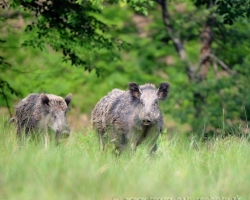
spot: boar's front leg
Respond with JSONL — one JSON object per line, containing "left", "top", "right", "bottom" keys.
{"left": 131, "top": 125, "right": 161, "bottom": 155}
{"left": 143, "top": 126, "right": 161, "bottom": 154}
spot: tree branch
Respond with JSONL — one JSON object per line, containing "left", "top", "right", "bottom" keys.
{"left": 156, "top": 0, "right": 197, "bottom": 80}
{"left": 209, "top": 53, "right": 233, "bottom": 74}
{"left": 156, "top": 0, "right": 186, "bottom": 61}
{"left": 193, "top": 52, "right": 211, "bottom": 72}
{"left": 194, "top": 52, "right": 233, "bottom": 75}
{"left": 0, "top": 87, "right": 12, "bottom": 117}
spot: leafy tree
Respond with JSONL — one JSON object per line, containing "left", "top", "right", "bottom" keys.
{"left": 0, "top": 11, "right": 19, "bottom": 116}
{"left": 0, "top": 0, "right": 152, "bottom": 117}
{"left": 153, "top": 0, "right": 250, "bottom": 134}
{"left": 8, "top": 0, "right": 153, "bottom": 74}
{"left": 1, "top": 0, "right": 250, "bottom": 136}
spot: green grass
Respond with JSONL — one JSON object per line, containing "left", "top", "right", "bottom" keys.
{"left": 0, "top": 120, "right": 249, "bottom": 200}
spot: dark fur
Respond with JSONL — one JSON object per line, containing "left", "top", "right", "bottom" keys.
{"left": 14, "top": 93, "right": 72, "bottom": 141}
{"left": 92, "top": 82, "right": 170, "bottom": 154}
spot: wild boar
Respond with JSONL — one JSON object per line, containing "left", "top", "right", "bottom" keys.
{"left": 91, "top": 82, "right": 170, "bottom": 154}
{"left": 13, "top": 93, "right": 72, "bottom": 144}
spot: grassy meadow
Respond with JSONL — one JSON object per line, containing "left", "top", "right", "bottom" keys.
{"left": 0, "top": 117, "right": 249, "bottom": 200}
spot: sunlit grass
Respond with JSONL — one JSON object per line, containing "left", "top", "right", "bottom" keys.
{"left": 0, "top": 120, "right": 249, "bottom": 200}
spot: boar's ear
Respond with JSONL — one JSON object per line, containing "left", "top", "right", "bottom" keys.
{"left": 40, "top": 94, "right": 50, "bottom": 106}
{"left": 157, "top": 82, "right": 170, "bottom": 101}
{"left": 65, "top": 93, "right": 72, "bottom": 106}
{"left": 129, "top": 82, "right": 141, "bottom": 99}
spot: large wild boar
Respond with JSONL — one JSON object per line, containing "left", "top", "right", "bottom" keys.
{"left": 13, "top": 93, "right": 72, "bottom": 144}
{"left": 91, "top": 82, "right": 170, "bottom": 154}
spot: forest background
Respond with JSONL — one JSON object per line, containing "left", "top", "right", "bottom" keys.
{"left": 1, "top": 0, "right": 250, "bottom": 137}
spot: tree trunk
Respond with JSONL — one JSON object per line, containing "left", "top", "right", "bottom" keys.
{"left": 157, "top": 0, "right": 214, "bottom": 123}
{"left": 194, "top": 2, "right": 214, "bottom": 118}
{"left": 199, "top": 17, "right": 214, "bottom": 81}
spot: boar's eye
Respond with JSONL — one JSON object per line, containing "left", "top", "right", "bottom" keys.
{"left": 154, "top": 100, "right": 158, "bottom": 105}
{"left": 53, "top": 115, "right": 57, "bottom": 120}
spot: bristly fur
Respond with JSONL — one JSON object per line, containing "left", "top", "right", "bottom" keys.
{"left": 91, "top": 82, "right": 170, "bottom": 154}
{"left": 45, "top": 94, "right": 68, "bottom": 110}
{"left": 14, "top": 93, "right": 71, "bottom": 138}
{"left": 139, "top": 83, "right": 156, "bottom": 91}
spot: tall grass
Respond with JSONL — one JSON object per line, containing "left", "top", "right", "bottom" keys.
{"left": 0, "top": 120, "right": 249, "bottom": 200}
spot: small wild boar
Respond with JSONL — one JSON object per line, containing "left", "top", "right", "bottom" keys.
{"left": 13, "top": 93, "right": 72, "bottom": 144}
{"left": 91, "top": 82, "right": 170, "bottom": 154}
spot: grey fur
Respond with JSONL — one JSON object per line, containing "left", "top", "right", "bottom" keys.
{"left": 14, "top": 93, "right": 72, "bottom": 143}
{"left": 91, "top": 82, "right": 170, "bottom": 154}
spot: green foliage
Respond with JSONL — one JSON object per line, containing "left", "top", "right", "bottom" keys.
{"left": 194, "top": 0, "right": 250, "bottom": 24}
{"left": 9, "top": 0, "right": 152, "bottom": 74}
{"left": 1, "top": 0, "right": 250, "bottom": 134}
{"left": 146, "top": 1, "right": 250, "bottom": 133}
{"left": 0, "top": 37, "right": 19, "bottom": 114}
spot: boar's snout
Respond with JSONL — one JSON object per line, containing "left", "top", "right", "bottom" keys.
{"left": 142, "top": 117, "right": 152, "bottom": 126}
{"left": 56, "top": 125, "right": 70, "bottom": 138}
{"left": 62, "top": 125, "right": 70, "bottom": 137}
{"left": 141, "top": 112, "right": 160, "bottom": 126}
{"left": 63, "top": 125, "right": 70, "bottom": 133}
